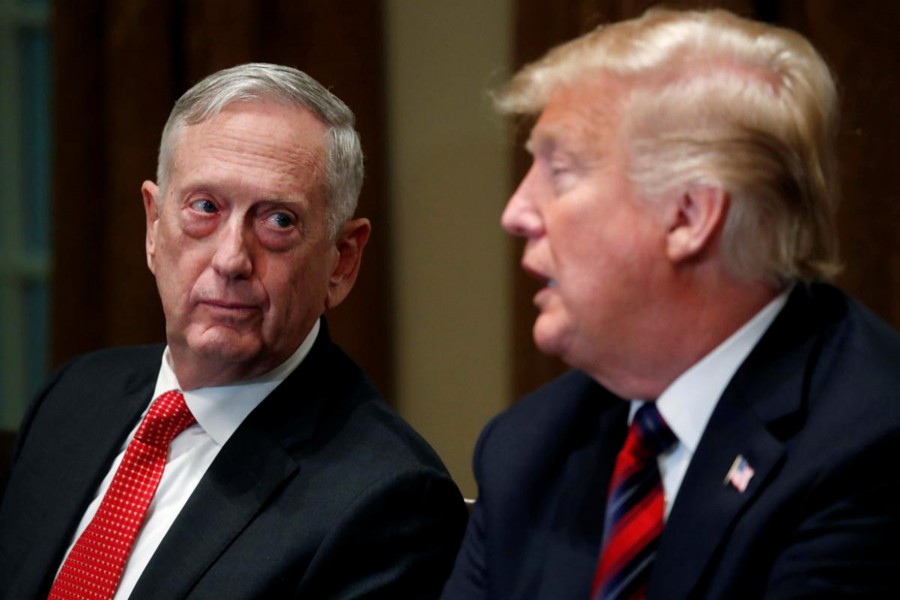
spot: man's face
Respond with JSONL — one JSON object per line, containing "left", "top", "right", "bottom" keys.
{"left": 501, "top": 78, "right": 667, "bottom": 391}
{"left": 142, "top": 101, "right": 367, "bottom": 389}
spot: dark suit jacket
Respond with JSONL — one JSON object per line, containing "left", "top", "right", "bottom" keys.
{"left": 442, "top": 283, "right": 900, "bottom": 599}
{"left": 0, "top": 323, "right": 467, "bottom": 599}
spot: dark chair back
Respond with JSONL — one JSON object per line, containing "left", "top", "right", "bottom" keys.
{"left": 0, "top": 429, "right": 16, "bottom": 499}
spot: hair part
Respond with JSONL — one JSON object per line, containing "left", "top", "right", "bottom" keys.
{"left": 157, "top": 63, "right": 364, "bottom": 239}
{"left": 496, "top": 8, "right": 841, "bottom": 285}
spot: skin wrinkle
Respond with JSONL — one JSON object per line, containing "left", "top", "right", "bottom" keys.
{"left": 142, "top": 100, "right": 370, "bottom": 390}
{"left": 160, "top": 119, "right": 328, "bottom": 207}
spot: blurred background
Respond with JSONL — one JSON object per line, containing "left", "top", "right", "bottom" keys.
{"left": 1, "top": 0, "right": 898, "bottom": 498}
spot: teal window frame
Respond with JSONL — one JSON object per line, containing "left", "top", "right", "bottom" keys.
{"left": 0, "top": 0, "right": 52, "bottom": 429}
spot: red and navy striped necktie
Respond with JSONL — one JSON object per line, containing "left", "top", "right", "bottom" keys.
{"left": 591, "top": 403, "right": 677, "bottom": 600}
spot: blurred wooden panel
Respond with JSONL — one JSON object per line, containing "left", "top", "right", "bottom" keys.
{"left": 775, "top": 0, "right": 900, "bottom": 326}
{"left": 102, "top": 0, "right": 176, "bottom": 349}
{"left": 51, "top": 0, "right": 110, "bottom": 359}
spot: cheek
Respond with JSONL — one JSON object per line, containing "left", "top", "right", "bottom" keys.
{"left": 155, "top": 239, "right": 213, "bottom": 299}
{"left": 263, "top": 257, "right": 319, "bottom": 308}
{"left": 553, "top": 225, "right": 606, "bottom": 290}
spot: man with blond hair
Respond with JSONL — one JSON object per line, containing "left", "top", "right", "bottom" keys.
{"left": 443, "top": 8, "right": 900, "bottom": 599}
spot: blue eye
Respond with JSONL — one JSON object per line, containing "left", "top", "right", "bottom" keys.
{"left": 190, "top": 199, "right": 217, "bottom": 213}
{"left": 268, "top": 212, "right": 293, "bottom": 228}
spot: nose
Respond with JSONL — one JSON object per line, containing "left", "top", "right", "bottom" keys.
{"left": 501, "top": 163, "right": 544, "bottom": 238}
{"left": 211, "top": 220, "right": 253, "bottom": 279}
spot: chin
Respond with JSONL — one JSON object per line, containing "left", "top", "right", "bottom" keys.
{"left": 532, "top": 319, "right": 570, "bottom": 361}
{"left": 188, "top": 329, "right": 263, "bottom": 362}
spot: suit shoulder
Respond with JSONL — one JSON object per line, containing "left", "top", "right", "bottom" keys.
{"left": 472, "top": 370, "right": 621, "bottom": 483}
{"left": 484, "top": 370, "right": 614, "bottom": 444}
{"left": 14, "top": 344, "right": 159, "bottom": 439}
{"left": 54, "top": 344, "right": 166, "bottom": 381}
{"left": 296, "top": 341, "right": 456, "bottom": 480}
{"left": 754, "top": 285, "right": 900, "bottom": 461}
{"left": 804, "top": 285, "right": 900, "bottom": 390}
{"left": 350, "top": 393, "right": 454, "bottom": 477}
{"left": 841, "top": 294, "right": 900, "bottom": 364}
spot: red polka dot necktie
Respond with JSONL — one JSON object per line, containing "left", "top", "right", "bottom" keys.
{"left": 591, "top": 403, "right": 677, "bottom": 600}
{"left": 48, "top": 390, "right": 196, "bottom": 600}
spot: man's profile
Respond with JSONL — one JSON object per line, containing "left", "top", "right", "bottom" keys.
{"left": 443, "top": 8, "right": 900, "bottom": 599}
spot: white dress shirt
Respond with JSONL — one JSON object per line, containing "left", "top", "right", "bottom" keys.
{"left": 629, "top": 292, "right": 790, "bottom": 518}
{"left": 56, "top": 320, "right": 320, "bottom": 599}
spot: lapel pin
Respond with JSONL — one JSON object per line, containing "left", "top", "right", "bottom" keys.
{"left": 724, "top": 454, "right": 755, "bottom": 493}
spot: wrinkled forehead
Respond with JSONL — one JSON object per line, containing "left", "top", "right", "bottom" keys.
{"left": 167, "top": 102, "right": 329, "bottom": 194}
{"left": 526, "top": 76, "right": 629, "bottom": 156}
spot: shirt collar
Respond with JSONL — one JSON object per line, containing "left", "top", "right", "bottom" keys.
{"left": 632, "top": 290, "right": 790, "bottom": 453}
{"left": 152, "top": 319, "right": 321, "bottom": 446}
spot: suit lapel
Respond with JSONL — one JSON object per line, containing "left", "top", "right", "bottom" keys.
{"left": 131, "top": 327, "right": 336, "bottom": 599}
{"left": 130, "top": 413, "right": 300, "bottom": 599}
{"left": 649, "top": 389, "right": 788, "bottom": 599}
{"left": 7, "top": 357, "right": 156, "bottom": 598}
{"left": 530, "top": 390, "right": 629, "bottom": 599}
{"left": 649, "top": 285, "right": 825, "bottom": 599}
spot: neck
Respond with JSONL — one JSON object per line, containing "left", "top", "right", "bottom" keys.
{"left": 167, "top": 350, "right": 280, "bottom": 391}
{"left": 594, "top": 270, "right": 782, "bottom": 400}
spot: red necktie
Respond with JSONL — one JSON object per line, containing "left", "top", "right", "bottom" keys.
{"left": 48, "top": 390, "right": 196, "bottom": 600}
{"left": 591, "top": 403, "right": 676, "bottom": 600}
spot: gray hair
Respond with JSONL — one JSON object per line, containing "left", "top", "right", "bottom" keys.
{"left": 157, "top": 63, "right": 364, "bottom": 238}
{"left": 496, "top": 9, "right": 841, "bottom": 285}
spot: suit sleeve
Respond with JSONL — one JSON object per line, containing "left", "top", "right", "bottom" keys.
{"left": 440, "top": 496, "right": 488, "bottom": 599}
{"left": 0, "top": 358, "right": 77, "bottom": 592}
{"left": 295, "top": 468, "right": 468, "bottom": 599}
{"left": 7, "top": 358, "right": 73, "bottom": 461}
{"left": 440, "top": 419, "right": 497, "bottom": 600}
{"left": 0, "top": 358, "right": 72, "bottom": 500}
{"left": 764, "top": 432, "right": 900, "bottom": 597}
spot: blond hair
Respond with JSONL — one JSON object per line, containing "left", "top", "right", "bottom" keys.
{"left": 497, "top": 9, "right": 840, "bottom": 284}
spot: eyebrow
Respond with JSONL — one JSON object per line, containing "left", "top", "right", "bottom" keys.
{"left": 179, "top": 171, "right": 311, "bottom": 197}
{"left": 525, "top": 131, "right": 559, "bottom": 156}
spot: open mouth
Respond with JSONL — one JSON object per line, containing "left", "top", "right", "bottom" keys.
{"left": 522, "top": 263, "right": 555, "bottom": 289}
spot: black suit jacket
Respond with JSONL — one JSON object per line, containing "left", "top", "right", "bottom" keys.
{"left": 0, "top": 323, "right": 468, "bottom": 599}
{"left": 442, "top": 283, "right": 900, "bottom": 599}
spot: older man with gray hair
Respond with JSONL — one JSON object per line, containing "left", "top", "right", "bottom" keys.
{"left": 0, "top": 63, "right": 466, "bottom": 599}
{"left": 443, "top": 8, "right": 900, "bottom": 599}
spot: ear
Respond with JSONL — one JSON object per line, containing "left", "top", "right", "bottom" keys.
{"left": 325, "top": 218, "right": 372, "bottom": 310}
{"left": 664, "top": 185, "right": 728, "bottom": 263}
{"left": 141, "top": 180, "right": 161, "bottom": 274}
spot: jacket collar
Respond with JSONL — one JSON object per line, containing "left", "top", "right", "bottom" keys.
{"left": 649, "top": 283, "right": 838, "bottom": 598}
{"left": 130, "top": 321, "right": 342, "bottom": 599}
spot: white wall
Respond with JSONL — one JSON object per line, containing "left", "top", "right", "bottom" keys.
{"left": 385, "top": 0, "right": 513, "bottom": 497}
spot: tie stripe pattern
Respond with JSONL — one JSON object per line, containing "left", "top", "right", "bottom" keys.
{"left": 49, "top": 390, "right": 195, "bottom": 600}
{"left": 591, "top": 403, "right": 676, "bottom": 600}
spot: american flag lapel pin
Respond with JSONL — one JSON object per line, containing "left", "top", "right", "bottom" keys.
{"left": 724, "top": 454, "right": 755, "bottom": 493}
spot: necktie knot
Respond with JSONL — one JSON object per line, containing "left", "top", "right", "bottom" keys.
{"left": 135, "top": 390, "right": 196, "bottom": 448}
{"left": 625, "top": 403, "right": 676, "bottom": 460}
